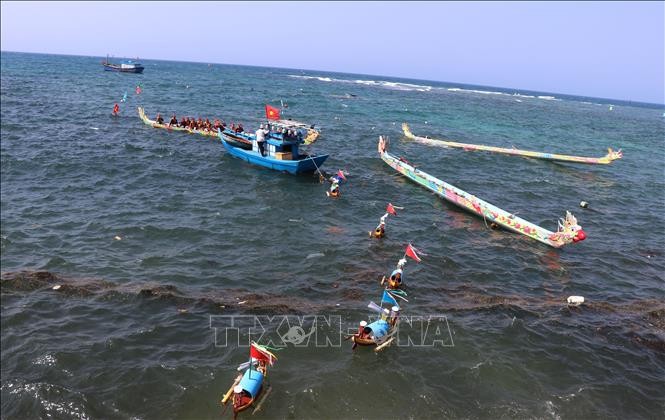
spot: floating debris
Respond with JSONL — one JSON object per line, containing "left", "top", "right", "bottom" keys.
{"left": 52, "top": 285, "right": 61, "bottom": 290}
{"left": 306, "top": 252, "right": 325, "bottom": 260}
{"left": 114, "top": 235, "right": 122, "bottom": 241}
{"left": 567, "top": 296, "right": 585, "bottom": 306}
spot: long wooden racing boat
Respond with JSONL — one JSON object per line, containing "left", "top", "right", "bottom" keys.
{"left": 138, "top": 107, "right": 218, "bottom": 138}
{"left": 378, "top": 136, "right": 587, "bottom": 248}
{"left": 403, "top": 123, "right": 622, "bottom": 165}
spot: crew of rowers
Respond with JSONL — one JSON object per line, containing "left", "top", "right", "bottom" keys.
{"left": 154, "top": 113, "right": 244, "bottom": 133}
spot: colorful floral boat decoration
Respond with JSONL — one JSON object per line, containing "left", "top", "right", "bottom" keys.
{"left": 378, "top": 136, "right": 587, "bottom": 248}
{"left": 402, "top": 123, "right": 622, "bottom": 165}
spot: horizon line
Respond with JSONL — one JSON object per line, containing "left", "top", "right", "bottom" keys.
{"left": 2, "top": 49, "right": 664, "bottom": 108}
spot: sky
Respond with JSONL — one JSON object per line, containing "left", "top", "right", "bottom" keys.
{"left": 1, "top": 1, "right": 664, "bottom": 104}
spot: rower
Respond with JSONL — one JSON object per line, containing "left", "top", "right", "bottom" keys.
{"left": 169, "top": 114, "right": 178, "bottom": 127}
{"left": 156, "top": 113, "right": 164, "bottom": 124}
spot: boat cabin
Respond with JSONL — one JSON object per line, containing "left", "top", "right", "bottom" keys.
{"left": 255, "top": 135, "right": 303, "bottom": 161}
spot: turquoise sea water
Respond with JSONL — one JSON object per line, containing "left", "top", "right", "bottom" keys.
{"left": 1, "top": 51, "right": 664, "bottom": 419}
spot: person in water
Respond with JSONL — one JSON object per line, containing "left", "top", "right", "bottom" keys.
{"left": 112, "top": 103, "right": 120, "bottom": 116}
{"left": 156, "top": 113, "right": 164, "bottom": 125}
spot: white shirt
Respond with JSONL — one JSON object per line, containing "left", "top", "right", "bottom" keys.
{"left": 255, "top": 128, "right": 267, "bottom": 142}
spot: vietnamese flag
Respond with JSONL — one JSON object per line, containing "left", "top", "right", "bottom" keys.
{"left": 265, "top": 104, "right": 280, "bottom": 120}
{"left": 386, "top": 203, "right": 397, "bottom": 216}
{"left": 249, "top": 342, "right": 277, "bottom": 365}
{"left": 405, "top": 244, "right": 422, "bottom": 262}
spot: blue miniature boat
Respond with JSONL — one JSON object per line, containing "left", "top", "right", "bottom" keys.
{"left": 218, "top": 129, "right": 328, "bottom": 174}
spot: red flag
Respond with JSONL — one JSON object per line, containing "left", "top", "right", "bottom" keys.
{"left": 386, "top": 203, "right": 397, "bottom": 216}
{"left": 249, "top": 342, "right": 277, "bottom": 366}
{"left": 337, "top": 170, "right": 347, "bottom": 181}
{"left": 405, "top": 244, "right": 421, "bottom": 262}
{"left": 265, "top": 104, "right": 280, "bottom": 120}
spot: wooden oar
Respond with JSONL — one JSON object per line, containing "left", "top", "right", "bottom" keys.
{"left": 252, "top": 385, "right": 272, "bottom": 415}
{"left": 374, "top": 337, "right": 394, "bottom": 352}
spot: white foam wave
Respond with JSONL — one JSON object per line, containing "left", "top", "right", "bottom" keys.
{"left": 288, "top": 74, "right": 432, "bottom": 92}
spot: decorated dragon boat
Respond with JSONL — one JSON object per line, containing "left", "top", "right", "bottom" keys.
{"left": 221, "top": 342, "right": 277, "bottom": 417}
{"left": 349, "top": 291, "right": 402, "bottom": 352}
{"left": 403, "top": 123, "right": 623, "bottom": 165}
{"left": 378, "top": 136, "right": 587, "bottom": 248}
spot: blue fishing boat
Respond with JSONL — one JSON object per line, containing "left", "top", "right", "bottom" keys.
{"left": 102, "top": 55, "right": 144, "bottom": 73}
{"left": 218, "top": 128, "right": 328, "bottom": 174}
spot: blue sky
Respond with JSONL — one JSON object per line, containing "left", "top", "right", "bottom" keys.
{"left": 2, "top": 1, "right": 663, "bottom": 104}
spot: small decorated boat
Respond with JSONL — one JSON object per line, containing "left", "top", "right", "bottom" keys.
{"left": 218, "top": 128, "right": 328, "bottom": 174}
{"left": 380, "top": 244, "right": 422, "bottom": 293}
{"left": 403, "top": 123, "right": 623, "bottom": 165}
{"left": 102, "top": 55, "right": 144, "bottom": 73}
{"left": 350, "top": 291, "right": 401, "bottom": 352}
{"left": 221, "top": 342, "right": 277, "bottom": 417}
{"left": 378, "top": 136, "right": 587, "bottom": 248}
{"left": 369, "top": 203, "right": 398, "bottom": 238}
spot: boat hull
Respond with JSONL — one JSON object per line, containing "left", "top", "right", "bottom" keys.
{"left": 380, "top": 150, "right": 583, "bottom": 248}
{"left": 136, "top": 107, "right": 249, "bottom": 145}
{"left": 402, "top": 123, "right": 622, "bottom": 165}
{"left": 219, "top": 129, "right": 254, "bottom": 149}
{"left": 221, "top": 139, "right": 328, "bottom": 174}
{"left": 103, "top": 63, "right": 144, "bottom": 73}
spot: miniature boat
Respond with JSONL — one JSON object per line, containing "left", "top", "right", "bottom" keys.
{"left": 350, "top": 292, "right": 401, "bottom": 352}
{"left": 102, "top": 55, "right": 144, "bottom": 73}
{"left": 378, "top": 136, "right": 587, "bottom": 248}
{"left": 218, "top": 129, "right": 328, "bottom": 174}
{"left": 402, "top": 123, "right": 623, "bottom": 165}
{"left": 221, "top": 342, "right": 277, "bottom": 417}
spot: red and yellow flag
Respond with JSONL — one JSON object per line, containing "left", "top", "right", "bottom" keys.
{"left": 265, "top": 104, "right": 280, "bottom": 120}
{"left": 249, "top": 342, "right": 277, "bottom": 365}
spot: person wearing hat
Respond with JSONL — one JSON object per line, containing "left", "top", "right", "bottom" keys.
{"left": 357, "top": 320, "right": 368, "bottom": 339}
{"left": 255, "top": 124, "right": 268, "bottom": 156}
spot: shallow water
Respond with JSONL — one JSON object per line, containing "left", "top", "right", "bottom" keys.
{"left": 1, "top": 51, "right": 664, "bottom": 419}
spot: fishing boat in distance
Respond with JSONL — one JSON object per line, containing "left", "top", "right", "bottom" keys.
{"left": 102, "top": 55, "right": 144, "bottom": 73}
{"left": 221, "top": 342, "right": 277, "bottom": 417}
{"left": 403, "top": 123, "right": 623, "bottom": 165}
{"left": 218, "top": 128, "right": 328, "bottom": 174}
{"left": 378, "top": 136, "right": 587, "bottom": 248}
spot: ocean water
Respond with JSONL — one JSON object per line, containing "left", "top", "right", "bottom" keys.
{"left": 1, "top": 51, "right": 664, "bottom": 419}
